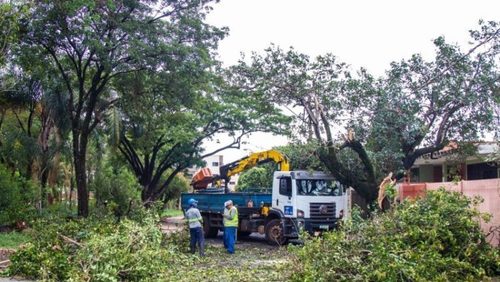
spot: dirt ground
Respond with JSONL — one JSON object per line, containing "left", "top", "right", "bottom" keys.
{"left": 160, "top": 215, "right": 293, "bottom": 281}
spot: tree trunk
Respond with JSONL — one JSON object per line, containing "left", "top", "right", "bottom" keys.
{"left": 73, "top": 132, "right": 90, "bottom": 217}
{"left": 319, "top": 146, "right": 379, "bottom": 204}
{"left": 48, "top": 127, "right": 62, "bottom": 202}
{"left": 40, "top": 168, "right": 49, "bottom": 207}
{"left": 74, "top": 154, "right": 88, "bottom": 217}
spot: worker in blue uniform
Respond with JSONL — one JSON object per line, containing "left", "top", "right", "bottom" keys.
{"left": 185, "top": 198, "right": 205, "bottom": 256}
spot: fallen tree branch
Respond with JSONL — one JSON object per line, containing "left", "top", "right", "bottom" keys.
{"left": 58, "top": 233, "right": 83, "bottom": 247}
{"left": 378, "top": 172, "right": 396, "bottom": 210}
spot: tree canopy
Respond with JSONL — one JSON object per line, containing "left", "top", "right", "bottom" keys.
{"left": 15, "top": 0, "right": 230, "bottom": 216}
{"left": 230, "top": 20, "right": 499, "bottom": 202}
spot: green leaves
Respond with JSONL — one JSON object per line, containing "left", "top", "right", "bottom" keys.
{"left": 230, "top": 21, "right": 499, "bottom": 203}
{"left": 237, "top": 167, "right": 272, "bottom": 191}
{"left": 0, "top": 164, "right": 37, "bottom": 225}
{"left": 289, "top": 189, "right": 500, "bottom": 281}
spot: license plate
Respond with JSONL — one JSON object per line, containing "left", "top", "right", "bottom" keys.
{"left": 319, "top": 225, "right": 329, "bottom": 230}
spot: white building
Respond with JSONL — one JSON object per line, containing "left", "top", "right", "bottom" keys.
{"left": 411, "top": 142, "right": 499, "bottom": 182}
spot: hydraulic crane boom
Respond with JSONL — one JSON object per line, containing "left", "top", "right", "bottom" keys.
{"left": 219, "top": 149, "right": 289, "bottom": 181}
{"left": 191, "top": 149, "right": 290, "bottom": 190}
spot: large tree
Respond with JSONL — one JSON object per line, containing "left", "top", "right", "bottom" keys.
{"left": 20, "top": 0, "right": 226, "bottom": 216}
{"left": 113, "top": 67, "right": 289, "bottom": 204}
{"left": 232, "top": 21, "right": 499, "bottom": 203}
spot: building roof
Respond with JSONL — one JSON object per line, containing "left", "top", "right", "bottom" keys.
{"left": 414, "top": 141, "right": 498, "bottom": 166}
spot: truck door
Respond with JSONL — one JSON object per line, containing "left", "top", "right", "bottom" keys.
{"left": 273, "top": 176, "right": 294, "bottom": 217}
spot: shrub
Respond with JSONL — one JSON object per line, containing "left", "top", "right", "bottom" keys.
{"left": 0, "top": 164, "right": 37, "bottom": 226}
{"left": 70, "top": 216, "right": 172, "bottom": 281}
{"left": 6, "top": 212, "right": 194, "bottom": 281}
{"left": 162, "top": 172, "right": 190, "bottom": 204}
{"left": 90, "top": 166, "right": 141, "bottom": 217}
{"left": 7, "top": 217, "right": 116, "bottom": 280}
{"left": 289, "top": 188, "right": 500, "bottom": 281}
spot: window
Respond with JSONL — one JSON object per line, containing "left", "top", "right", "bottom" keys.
{"left": 467, "top": 162, "right": 498, "bottom": 180}
{"left": 212, "top": 162, "right": 219, "bottom": 167}
{"left": 297, "top": 179, "right": 344, "bottom": 196}
{"left": 279, "top": 177, "right": 292, "bottom": 197}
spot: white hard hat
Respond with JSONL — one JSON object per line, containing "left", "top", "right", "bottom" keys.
{"left": 224, "top": 200, "right": 233, "bottom": 207}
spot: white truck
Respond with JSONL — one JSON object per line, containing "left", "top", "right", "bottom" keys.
{"left": 181, "top": 150, "right": 349, "bottom": 244}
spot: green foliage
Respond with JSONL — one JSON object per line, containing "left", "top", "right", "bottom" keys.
{"left": 70, "top": 216, "right": 171, "bottom": 281}
{"left": 0, "top": 119, "right": 40, "bottom": 178}
{"left": 237, "top": 166, "right": 272, "bottom": 191}
{"left": 0, "top": 232, "right": 29, "bottom": 249}
{"left": 90, "top": 166, "right": 141, "bottom": 217}
{"left": 12, "top": 0, "right": 231, "bottom": 217}
{"left": 6, "top": 206, "right": 294, "bottom": 281}
{"left": 0, "top": 2, "right": 27, "bottom": 66}
{"left": 162, "top": 173, "right": 190, "bottom": 203}
{"left": 289, "top": 189, "right": 500, "bottom": 281}
{"left": 233, "top": 21, "right": 500, "bottom": 203}
{"left": 237, "top": 142, "right": 326, "bottom": 191}
{"left": 36, "top": 201, "right": 77, "bottom": 220}
{"left": 0, "top": 164, "right": 37, "bottom": 225}
{"left": 7, "top": 213, "right": 177, "bottom": 281}
{"left": 7, "top": 218, "right": 107, "bottom": 280}
{"left": 276, "top": 142, "right": 326, "bottom": 171}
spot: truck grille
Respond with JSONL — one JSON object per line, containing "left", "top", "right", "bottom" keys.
{"left": 309, "top": 202, "right": 336, "bottom": 223}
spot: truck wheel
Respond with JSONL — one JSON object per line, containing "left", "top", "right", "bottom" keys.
{"left": 265, "top": 219, "right": 287, "bottom": 245}
{"left": 203, "top": 216, "right": 218, "bottom": 238}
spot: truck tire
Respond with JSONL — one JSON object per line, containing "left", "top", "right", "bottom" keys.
{"left": 203, "top": 215, "right": 219, "bottom": 238}
{"left": 265, "top": 219, "right": 287, "bottom": 245}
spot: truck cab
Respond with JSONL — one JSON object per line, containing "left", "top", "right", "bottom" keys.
{"left": 272, "top": 171, "right": 348, "bottom": 238}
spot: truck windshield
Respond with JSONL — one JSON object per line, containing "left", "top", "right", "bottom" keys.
{"left": 296, "top": 179, "right": 343, "bottom": 196}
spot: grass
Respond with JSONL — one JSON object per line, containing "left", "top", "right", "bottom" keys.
{"left": 0, "top": 232, "right": 29, "bottom": 249}
{"left": 161, "top": 209, "right": 184, "bottom": 218}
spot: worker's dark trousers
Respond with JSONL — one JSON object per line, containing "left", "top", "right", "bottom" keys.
{"left": 189, "top": 227, "right": 205, "bottom": 256}
{"left": 223, "top": 226, "right": 236, "bottom": 254}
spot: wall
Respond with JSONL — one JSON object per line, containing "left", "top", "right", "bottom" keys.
{"left": 399, "top": 178, "right": 500, "bottom": 246}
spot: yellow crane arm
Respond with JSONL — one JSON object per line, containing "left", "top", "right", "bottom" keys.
{"left": 191, "top": 149, "right": 290, "bottom": 190}
{"left": 220, "top": 149, "right": 290, "bottom": 180}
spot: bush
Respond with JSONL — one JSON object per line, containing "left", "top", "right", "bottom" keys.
{"left": 162, "top": 172, "right": 190, "bottom": 204}
{"left": 237, "top": 167, "right": 272, "bottom": 191}
{"left": 0, "top": 164, "right": 37, "bottom": 226}
{"left": 90, "top": 166, "right": 141, "bottom": 217}
{"left": 289, "top": 188, "right": 500, "bottom": 281}
{"left": 7, "top": 217, "right": 116, "bottom": 280}
{"left": 70, "top": 216, "right": 172, "bottom": 281}
{"left": 6, "top": 212, "right": 194, "bottom": 281}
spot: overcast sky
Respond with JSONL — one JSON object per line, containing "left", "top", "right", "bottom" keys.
{"left": 202, "top": 0, "right": 499, "bottom": 162}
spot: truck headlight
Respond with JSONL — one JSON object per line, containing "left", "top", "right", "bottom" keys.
{"left": 297, "top": 209, "right": 304, "bottom": 218}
